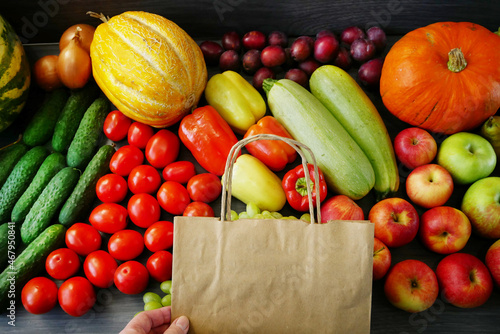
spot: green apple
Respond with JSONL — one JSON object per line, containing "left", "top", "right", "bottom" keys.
{"left": 437, "top": 132, "right": 496, "bottom": 184}
{"left": 461, "top": 176, "right": 500, "bottom": 239}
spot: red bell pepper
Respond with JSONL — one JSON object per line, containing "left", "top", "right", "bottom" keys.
{"left": 243, "top": 116, "right": 297, "bottom": 171}
{"left": 179, "top": 105, "right": 239, "bottom": 176}
{"left": 282, "top": 163, "right": 327, "bottom": 212}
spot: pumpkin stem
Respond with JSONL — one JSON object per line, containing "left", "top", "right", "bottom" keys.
{"left": 447, "top": 48, "right": 467, "bottom": 73}
{"left": 87, "top": 11, "right": 110, "bottom": 23}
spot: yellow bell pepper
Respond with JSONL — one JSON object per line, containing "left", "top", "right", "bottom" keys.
{"left": 205, "top": 70, "right": 267, "bottom": 135}
{"left": 224, "top": 154, "right": 286, "bottom": 212}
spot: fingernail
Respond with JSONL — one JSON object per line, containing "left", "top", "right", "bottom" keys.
{"left": 174, "top": 315, "right": 189, "bottom": 331}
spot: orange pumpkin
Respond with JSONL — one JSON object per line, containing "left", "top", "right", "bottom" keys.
{"left": 90, "top": 11, "right": 207, "bottom": 128}
{"left": 380, "top": 22, "right": 500, "bottom": 134}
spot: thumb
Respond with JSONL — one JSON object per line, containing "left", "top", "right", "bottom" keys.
{"left": 164, "top": 316, "right": 189, "bottom": 334}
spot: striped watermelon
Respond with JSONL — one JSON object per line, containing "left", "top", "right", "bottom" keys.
{"left": 0, "top": 15, "right": 31, "bottom": 133}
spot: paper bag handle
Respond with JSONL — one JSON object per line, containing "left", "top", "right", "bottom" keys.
{"left": 221, "top": 134, "right": 322, "bottom": 224}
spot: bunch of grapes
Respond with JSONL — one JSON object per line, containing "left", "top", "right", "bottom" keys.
{"left": 229, "top": 202, "right": 311, "bottom": 222}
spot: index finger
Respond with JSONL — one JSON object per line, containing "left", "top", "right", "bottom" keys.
{"left": 120, "top": 306, "right": 173, "bottom": 334}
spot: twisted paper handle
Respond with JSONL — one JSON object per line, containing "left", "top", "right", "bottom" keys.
{"left": 220, "top": 134, "right": 322, "bottom": 224}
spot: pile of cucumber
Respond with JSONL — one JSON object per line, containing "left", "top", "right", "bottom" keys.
{"left": 0, "top": 84, "right": 116, "bottom": 307}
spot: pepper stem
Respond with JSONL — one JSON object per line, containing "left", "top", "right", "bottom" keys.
{"left": 295, "top": 177, "right": 313, "bottom": 197}
{"left": 262, "top": 78, "right": 277, "bottom": 98}
{"left": 447, "top": 48, "right": 467, "bottom": 73}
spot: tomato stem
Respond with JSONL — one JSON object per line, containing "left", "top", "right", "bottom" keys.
{"left": 447, "top": 48, "right": 467, "bottom": 73}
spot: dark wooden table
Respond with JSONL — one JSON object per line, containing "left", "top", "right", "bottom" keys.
{"left": 1, "top": 1, "right": 499, "bottom": 333}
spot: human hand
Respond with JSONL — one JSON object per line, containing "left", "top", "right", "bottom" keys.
{"left": 120, "top": 306, "right": 189, "bottom": 334}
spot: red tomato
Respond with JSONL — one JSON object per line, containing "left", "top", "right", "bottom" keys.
{"left": 128, "top": 122, "right": 154, "bottom": 149}
{"left": 157, "top": 181, "right": 191, "bottom": 215}
{"left": 144, "top": 221, "right": 174, "bottom": 252}
{"left": 162, "top": 160, "right": 196, "bottom": 184}
{"left": 95, "top": 173, "right": 128, "bottom": 203}
{"left": 114, "top": 261, "right": 149, "bottom": 295}
{"left": 83, "top": 250, "right": 118, "bottom": 288}
{"left": 109, "top": 145, "right": 144, "bottom": 176}
{"left": 45, "top": 248, "right": 80, "bottom": 280}
{"left": 65, "top": 223, "right": 102, "bottom": 256}
{"left": 108, "top": 229, "right": 144, "bottom": 261}
{"left": 58, "top": 277, "right": 96, "bottom": 317}
{"left": 21, "top": 277, "right": 58, "bottom": 314}
{"left": 127, "top": 193, "right": 161, "bottom": 228}
{"left": 183, "top": 201, "right": 215, "bottom": 217}
{"left": 145, "top": 129, "right": 180, "bottom": 168}
{"left": 128, "top": 165, "right": 162, "bottom": 195}
{"left": 103, "top": 110, "right": 132, "bottom": 142}
{"left": 89, "top": 203, "right": 128, "bottom": 234}
{"left": 147, "top": 251, "right": 173, "bottom": 282}
{"left": 187, "top": 173, "right": 222, "bottom": 203}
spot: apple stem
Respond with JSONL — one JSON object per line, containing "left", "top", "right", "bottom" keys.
{"left": 373, "top": 246, "right": 386, "bottom": 256}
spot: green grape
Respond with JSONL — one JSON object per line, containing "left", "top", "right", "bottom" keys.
{"left": 161, "top": 294, "right": 172, "bottom": 307}
{"left": 144, "top": 301, "right": 163, "bottom": 311}
{"left": 261, "top": 210, "right": 275, "bottom": 219}
{"left": 160, "top": 280, "right": 173, "bottom": 294}
{"left": 253, "top": 213, "right": 264, "bottom": 219}
{"left": 300, "top": 213, "right": 311, "bottom": 222}
{"left": 143, "top": 292, "right": 161, "bottom": 304}
{"left": 271, "top": 211, "right": 283, "bottom": 219}
{"left": 238, "top": 211, "right": 250, "bottom": 219}
{"left": 229, "top": 210, "right": 239, "bottom": 220}
{"left": 246, "top": 202, "right": 261, "bottom": 218}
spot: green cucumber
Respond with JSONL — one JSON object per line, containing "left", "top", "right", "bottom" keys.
{"left": 59, "top": 144, "right": 115, "bottom": 226}
{"left": 66, "top": 97, "right": 109, "bottom": 169}
{"left": 52, "top": 84, "right": 100, "bottom": 152}
{"left": 22, "top": 88, "right": 69, "bottom": 146}
{"left": 0, "top": 222, "right": 20, "bottom": 272}
{"left": 0, "top": 140, "right": 28, "bottom": 188}
{"left": 20, "top": 167, "right": 80, "bottom": 245}
{"left": 0, "top": 224, "right": 66, "bottom": 308}
{"left": 11, "top": 152, "right": 66, "bottom": 223}
{"left": 0, "top": 146, "right": 49, "bottom": 223}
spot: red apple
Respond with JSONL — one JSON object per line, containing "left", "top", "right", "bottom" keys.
{"left": 419, "top": 206, "right": 471, "bottom": 254}
{"left": 485, "top": 239, "right": 500, "bottom": 287}
{"left": 368, "top": 197, "right": 419, "bottom": 248}
{"left": 384, "top": 259, "right": 439, "bottom": 313}
{"left": 320, "top": 195, "right": 364, "bottom": 223}
{"left": 436, "top": 253, "right": 493, "bottom": 308}
{"left": 406, "top": 164, "right": 454, "bottom": 209}
{"left": 394, "top": 127, "right": 437, "bottom": 170}
{"left": 373, "top": 237, "right": 391, "bottom": 280}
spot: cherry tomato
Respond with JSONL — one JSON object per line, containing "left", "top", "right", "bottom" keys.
{"left": 162, "top": 161, "right": 196, "bottom": 184}
{"left": 144, "top": 221, "right": 174, "bottom": 252}
{"left": 187, "top": 173, "right": 222, "bottom": 203}
{"left": 83, "top": 250, "right": 118, "bottom": 288}
{"left": 58, "top": 276, "right": 96, "bottom": 317}
{"left": 109, "top": 145, "right": 144, "bottom": 177}
{"left": 157, "top": 181, "right": 191, "bottom": 215}
{"left": 89, "top": 203, "right": 128, "bottom": 234}
{"left": 145, "top": 129, "right": 180, "bottom": 169}
{"left": 45, "top": 248, "right": 80, "bottom": 280}
{"left": 22, "top": 277, "right": 58, "bottom": 314}
{"left": 103, "top": 110, "right": 132, "bottom": 142}
{"left": 108, "top": 229, "right": 144, "bottom": 261}
{"left": 127, "top": 193, "right": 161, "bottom": 228}
{"left": 95, "top": 173, "right": 128, "bottom": 203}
{"left": 128, "top": 165, "right": 162, "bottom": 195}
{"left": 65, "top": 223, "right": 102, "bottom": 256}
{"left": 183, "top": 201, "right": 215, "bottom": 217}
{"left": 128, "top": 122, "right": 154, "bottom": 149}
{"left": 114, "top": 261, "right": 149, "bottom": 295}
{"left": 147, "top": 251, "right": 173, "bottom": 282}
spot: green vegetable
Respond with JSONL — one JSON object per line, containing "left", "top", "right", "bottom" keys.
{"left": 59, "top": 144, "right": 115, "bottom": 226}
{"left": 11, "top": 152, "right": 66, "bottom": 223}
{"left": 143, "top": 292, "right": 162, "bottom": 304}
{"left": 66, "top": 97, "right": 109, "bottom": 169}
{"left": 23, "top": 89, "right": 69, "bottom": 146}
{"left": 0, "top": 140, "right": 28, "bottom": 188}
{"left": 0, "top": 146, "right": 49, "bottom": 223}
{"left": 0, "top": 222, "right": 20, "bottom": 272}
{"left": 52, "top": 84, "right": 100, "bottom": 152}
{"left": 0, "top": 224, "right": 66, "bottom": 308}
{"left": 20, "top": 167, "right": 80, "bottom": 245}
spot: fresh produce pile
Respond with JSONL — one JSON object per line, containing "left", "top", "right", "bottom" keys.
{"left": 0, "top": 10, "right": 499, "bottom": 327}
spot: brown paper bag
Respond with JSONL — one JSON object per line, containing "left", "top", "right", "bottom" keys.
{"left": 172, "top": 134, "right": 374, "bottom": 334}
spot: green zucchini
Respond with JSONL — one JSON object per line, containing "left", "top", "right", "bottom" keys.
{"left": 20, "top": 167, "right": 80, "bottom": 245}
{"left": 0, "top": 141, "right": 28, "bottom": 188}
{"left": 52, "top": 84, "right": 100, "bottom": 152}
{"left": 263, "top": 78, "right": 375, "bottom": 200}
{"left": 0, "top": 224, "right": 66, "bottom": 308}
{"left": 59, "top": 144, "right": 115, "bottom": 226}
{"left": 22, "top": 88, "right": 69, "bottom": 146}
{"left": 66, "top": 97, "right": 109, "bottom": 169}
{"left": 0, "top": 146, "right": 49, "bottom": 223}
{"left": 11, "top": 152, "right": 66, "bottom": 223}
{"left": 310, "top": 65, "right": 399, "bottom": 200}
